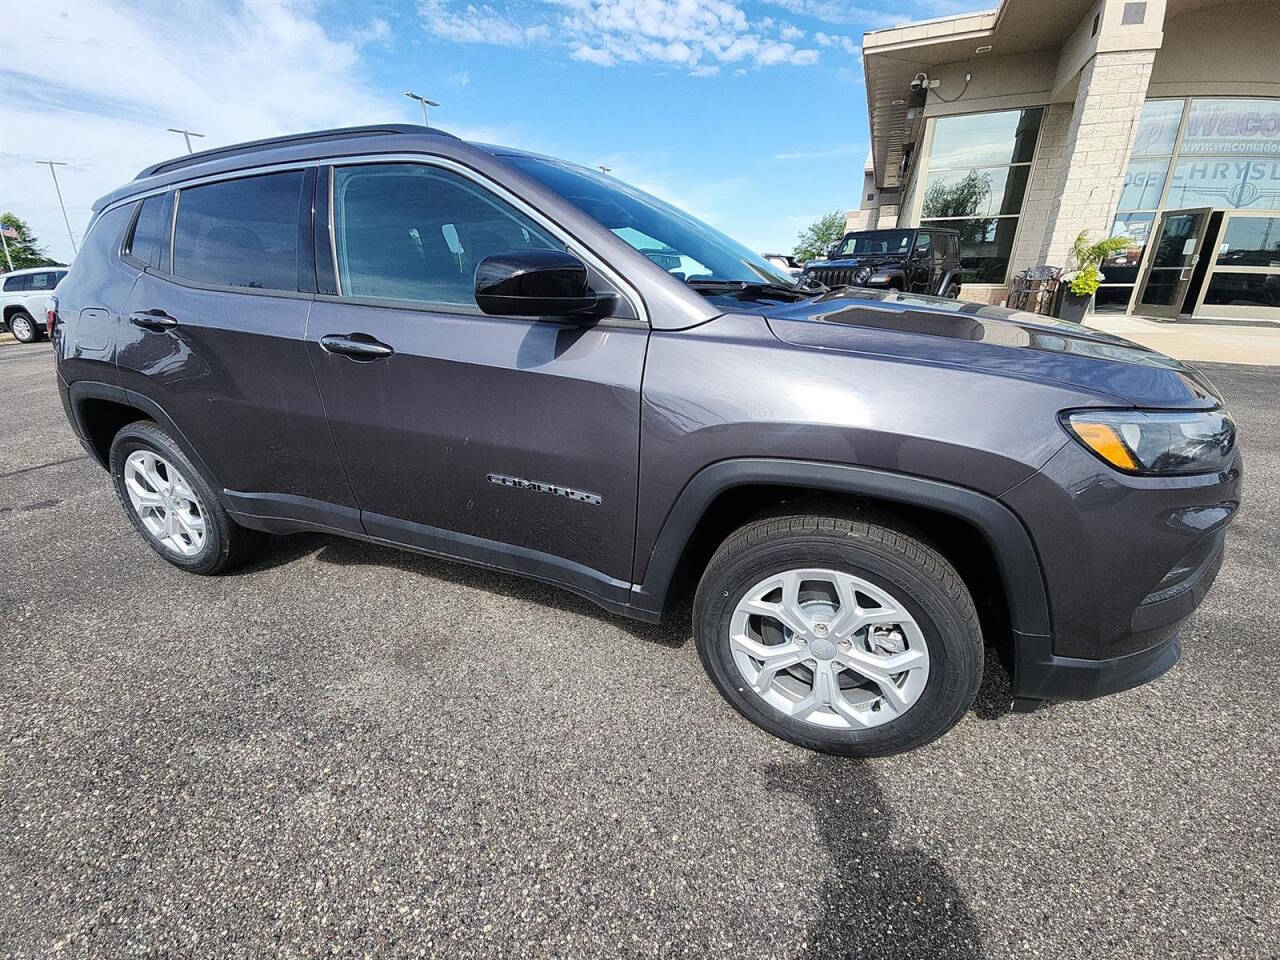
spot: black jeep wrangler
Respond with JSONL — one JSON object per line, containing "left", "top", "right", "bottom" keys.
{"left": 802, "top": 227, "right": 962, "bottom": 298}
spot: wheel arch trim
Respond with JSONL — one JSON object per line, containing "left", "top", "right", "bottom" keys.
{"left": 631, "top": 457, "right": 1052, "bottom": 637}
{"left": 66, "top": 381, "right": 227, "bottom": 506}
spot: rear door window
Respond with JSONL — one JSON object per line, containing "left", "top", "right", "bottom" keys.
{"left": 173, "top": 172, "right": 304, "bottom": 291}
{"left": 29, "top": 272, "right": 55, "bottom": 290}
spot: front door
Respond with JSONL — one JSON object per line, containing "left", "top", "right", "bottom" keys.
{"left": 1135, "top": 207, "right": 1213, "bottom": 318}
{"left": 306, "top": 160, "right": 647, "bottom": 603}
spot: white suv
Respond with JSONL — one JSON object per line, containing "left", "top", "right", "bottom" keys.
{"left": 2, "top": 267, "right": 67, "bottom": 342}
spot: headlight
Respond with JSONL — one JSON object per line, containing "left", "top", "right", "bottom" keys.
{"left": 854, "top": 267, "right": 872, "bottom": 284}
{"left": 1063, "top": 409, "right": 1236, "bottom": 476}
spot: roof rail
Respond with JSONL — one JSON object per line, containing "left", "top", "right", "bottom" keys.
{"left": 134, "top": 124, "right": 454, "bottom": 180}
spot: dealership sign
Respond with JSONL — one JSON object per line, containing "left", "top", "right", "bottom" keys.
{"left": 1133, "top": 98, "right": 1280, "bottom": 158}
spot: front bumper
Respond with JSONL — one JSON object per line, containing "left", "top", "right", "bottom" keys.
{"left": 1001, "top": 437, "right": 1239, "bottom": 705}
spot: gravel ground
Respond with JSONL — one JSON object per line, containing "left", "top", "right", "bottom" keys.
{"left": 1, "top": 341, "right": 1276, "bottom": 959}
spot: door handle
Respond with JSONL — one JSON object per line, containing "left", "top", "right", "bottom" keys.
{"left": 320, "top": 333, "right": 394, "bottom": 361}
{"left": 130, "top": 310, "right": 177, "bottom": 331}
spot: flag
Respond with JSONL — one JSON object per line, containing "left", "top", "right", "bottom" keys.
{"left": 0, "top": 225, "right": 18, "bottom": 239}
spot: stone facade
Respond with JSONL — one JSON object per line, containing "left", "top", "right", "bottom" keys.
{"left": 1037, "top": 49, "right": 1157, "bottom": 267}
{"left": 1009, "top": 102, "right": 1073, "bottom": 274}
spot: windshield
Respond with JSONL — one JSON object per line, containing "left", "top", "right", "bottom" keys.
{"left": 507, "top": 155, "right": 792, "bottom": 286}
{"left": 836, "top": 230, "right": 914, "bottom": 257}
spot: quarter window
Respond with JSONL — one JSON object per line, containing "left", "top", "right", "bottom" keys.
{"left": 332, "top": 163, "right": 561, "bottom": 306}
{"left": 30, "top": 272, "right": 55, "bottom": 290}
{"left": 126, "top": 194, "right": 170, "bottom": 267}
{"left": 173, "top": 172, "right": 304, "bottom": 291}
{"left": 3, "top": 274, "right": 30, "bottom": 292}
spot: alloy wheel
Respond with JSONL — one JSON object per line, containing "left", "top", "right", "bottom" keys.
{"left": 123, "top": 450, "right": 207, "bottom": 557}
{"left": 729, "top": 568, "right": 930, "bottom": 729}
{"left": 10, "top": 314, "right": 33, "bottom": 341}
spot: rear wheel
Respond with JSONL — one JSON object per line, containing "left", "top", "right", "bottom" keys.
{"left": 693, "top": 508, "right": 983, "bottom": 757}
{"left": 109, "top": 421, "right": 266, "bottom": 574}
{"left": 8, "top": 310, "right": 39, "bottom": 343}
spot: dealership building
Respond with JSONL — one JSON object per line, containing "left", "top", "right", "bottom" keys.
{"left": 853, "top": 0, "right": 1280, "bottom": 321}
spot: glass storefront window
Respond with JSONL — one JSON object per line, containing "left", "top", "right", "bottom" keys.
{"left": 1182, "top": 98, "right": 1280, "bottom": 157}
{"left": 1202, "top": 272, "right": 1280, "bottom": 307}
{"left": 921, "top": 107, "right": 1043, "bottom": 283}
{"left": 927, "top": 108, "right": 1043, "bottom": 168}
{"left": 1166, "top": 158, "right": 1280, "bottom": 210}
{"left": 1103, "top": 212, "right": 1155, "bottom": 285}
{"left": 922, "top": 166, "right": 1030, "bottom": 218}
{"left": 921, "top": 216, "right": 1018, "bottom": 283}
{"left": 1117, "top": 158, "right": 1170, "bottom": 211}
{"left": 1215, "top": 216, "right": 1280, "bottom": 266}
{"left": 1131, "top": 99, "right": 1184, "bottom": 157}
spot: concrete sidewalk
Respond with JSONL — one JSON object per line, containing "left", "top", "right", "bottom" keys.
{"left": 1086, "top": 314, "right": 1280, "bottom": 366}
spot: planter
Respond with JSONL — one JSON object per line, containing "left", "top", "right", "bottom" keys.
{"left": 1057, "top": 289, "right": 1093, "bottom": 324}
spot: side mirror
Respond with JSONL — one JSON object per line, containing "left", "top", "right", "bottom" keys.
{"left": 826, "top": 244, "right": 842, "bottom": 260}
{"left": 474, "top": 249, "right": 611, "bottom": 319}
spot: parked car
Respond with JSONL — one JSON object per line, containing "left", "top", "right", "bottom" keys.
{"left": 802, "top": 227, "right": 962, "bottom": 297}
{"left": 2, "top": 266, "right": 67, "bottom": 342}
{"left": 763, "top": 253, "right": 803, "bottom": 277}
{"left": 50, "top": 126, "right": 1240, "bottom": 757}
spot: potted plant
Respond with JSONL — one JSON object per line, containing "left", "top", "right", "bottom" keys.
{"left": 1057, "top": 232, "right": 1133, "bottom": 323}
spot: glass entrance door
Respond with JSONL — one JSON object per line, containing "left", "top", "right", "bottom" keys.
{"left": 1136, "top": 208, "right": 1213, "bottom": 318}
{"left": 1189, "top": 212, "right": 1280, "bottom": 322}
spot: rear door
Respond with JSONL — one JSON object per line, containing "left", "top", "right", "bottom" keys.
{"left": 117, "top": 170, "right": 359, "bottom": 529}
{"left": 306, "top": 159, "right": 648, "bottom": 601}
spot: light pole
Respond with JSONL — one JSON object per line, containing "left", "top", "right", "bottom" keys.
{"left": 403, "top": 91, "right": 439, "bottom": 127}
{"left": 36, "top": 161, "right": 77, "bottom": 256}
{"left": 167, "top": 127, "right": 205, "bottom": 154}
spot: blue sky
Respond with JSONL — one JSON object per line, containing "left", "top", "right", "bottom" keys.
{"left": 0, "top": 0, "right": 973, "bottom": 264}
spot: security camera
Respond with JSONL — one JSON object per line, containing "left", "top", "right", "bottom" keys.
{"left": 910, "top": 72, "right": 929, "bottom": 92}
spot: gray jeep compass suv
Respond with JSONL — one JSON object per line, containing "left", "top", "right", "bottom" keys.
{"left": 51, "top": 125, "right": 1240, "bottom": 757}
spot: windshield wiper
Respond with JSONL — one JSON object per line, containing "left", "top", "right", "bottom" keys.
{"left": 684, "top": 278, "right": 816, "bottom": 302}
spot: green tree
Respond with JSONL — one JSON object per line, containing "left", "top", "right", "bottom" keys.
{"left": 921, "top": 170, "right": 991, "bottom": 219}
{"left": 0, "top": 213, "right": 62, "bottom": 271}
{"left": 793, "top": 210, "right": 848, "bottom": 263}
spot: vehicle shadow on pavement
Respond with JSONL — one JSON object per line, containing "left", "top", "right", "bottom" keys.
{"left": 765, "top": 756, "right": 986, "bottom": 959}
{"left": 241, "top": 531, "right": 690, "bottom": 647}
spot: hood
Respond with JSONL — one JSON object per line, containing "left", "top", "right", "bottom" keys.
{"left": 761, "top": 289, "right": 1222, "bottom": 410}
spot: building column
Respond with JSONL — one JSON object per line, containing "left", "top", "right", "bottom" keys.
{"left": 1038, "top": 49, "right": 1156, "bottom": 268}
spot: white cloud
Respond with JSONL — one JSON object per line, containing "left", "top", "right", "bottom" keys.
{"left": 352, "top": 17, "right": 393, "bottom": 48}
{"left": 418, "top": 0, "right": 822, "bottom": 73}
{"left": 814, "top": 32, "right": 861, "bottom": 56}
{"left": 417, "top": 0, "right": 550, "bottom": 45}
{"left": 0, "top": 0, "right": 427, "bottom": 263}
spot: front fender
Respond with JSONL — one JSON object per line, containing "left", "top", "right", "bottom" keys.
{"left": 629, "top": 456, "right": 1051, "bottom": 641}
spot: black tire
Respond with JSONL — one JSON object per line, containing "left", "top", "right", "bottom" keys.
{"left": 8, "top": 310, "right": 39, "bottom": 343}
{"left": 109, "top": 420, "right": 266, "bottom": 575}
{"left": 693, "top": 507, "right": 983, "bottom": 757}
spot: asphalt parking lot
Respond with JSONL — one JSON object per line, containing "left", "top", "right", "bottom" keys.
{"left": 1, "top": 340, "right": 1277, "bottom": 959}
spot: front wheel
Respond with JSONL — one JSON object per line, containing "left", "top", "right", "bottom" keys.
{"left": 693, "top": 509, "right": 983, "bottom": 757}
{"left": 8, "top": 310, "right": 39, "bottom": 343}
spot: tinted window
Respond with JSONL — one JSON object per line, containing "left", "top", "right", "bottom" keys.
{"left": 30, "top": 272, "right": 55, "bottom": 290}
{"left": 127, "top": 194, "right": 170, "bottom": 266}
{"left": 332, "top": 163, "right": 561, "bottom": 305}
{"left": 173, "top": 172, "right": 303, "bottom": 291}
{"left": 3, "top": 274, "right": 30, "bottom": 292}
{"left": 914, "top": 233, "right": 932, "bottom": 256}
